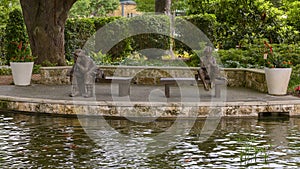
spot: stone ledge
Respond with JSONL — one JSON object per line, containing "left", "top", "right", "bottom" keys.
{"left": 1, "top": 96, "right": 300, "bottom": 118}
{"left": 224, "top": 68, "right": 265, "bottom": 74}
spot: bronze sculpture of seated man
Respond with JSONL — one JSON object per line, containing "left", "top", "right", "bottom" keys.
{"left": 197, "top": 46, "right": 222, "bottom": 91}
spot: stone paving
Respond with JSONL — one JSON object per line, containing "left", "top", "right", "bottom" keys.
{"left": 0, "top": 83, "right": 298, "bottom": 102}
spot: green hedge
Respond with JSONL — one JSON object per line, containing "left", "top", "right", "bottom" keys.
{"left": 0, "top": 13, "right": 219, "bottom": 63}
{"left": 218, "top": 43, "right": 300, "bottom": 68}
{"left": 64, "top": 14, "right": 216, "bottom": 61}
{"left": 128, "top": 15, "right": 170, "bottom": 59}
{"left": 65, "top": 18, "right": 96, "bottom": 60}
{"left": 180, "top": 14, "right": 217, "bottom": 44}
{"left": 4, "top": 9, "right": 28, "bottom": 64}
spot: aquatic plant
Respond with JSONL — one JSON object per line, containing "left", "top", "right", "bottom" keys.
{"left": 236, "top": 137, "right": 272, "bottom": 165}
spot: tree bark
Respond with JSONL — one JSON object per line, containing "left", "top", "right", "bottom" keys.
{"left": 20, "top": 0, "right": 77, "bottom": 66}
{"left": 155, "top": 0, "right": 171, "bottom": 15}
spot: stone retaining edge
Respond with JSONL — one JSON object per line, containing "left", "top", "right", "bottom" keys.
{"left": 1, "top": 95, "right": 300, "bottom": 117}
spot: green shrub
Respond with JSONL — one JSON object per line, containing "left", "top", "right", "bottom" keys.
{"left": 289, "top": 64, "right": 300, "bottom": 92}
{"left": 128, "top": 15, "right": 170, "bottom": 57}
{"left": 0, "top": 27, "right": 5, "bottom": 63}
{"left": 4, "top": 9, "right": 28, "bottom": 64}
{"left": 90, "top": 50, "right": 112, "bottom": 65}
{"left": 65, "top": 16, "right": 131, "bottom": 61}
{"left": 180, "top": 14, "right": 217, "bottom": 45}
{"left": 0, "top": 66, "right": 11, "bottom": 75}
{"left": 33, "top": 64, "right": 41, "bottom": 74}
{"left": 65, "top": 15, "right": 217, "bottom": 63}
{"left": 218, "top": 43, "right": 300, "bottom": 68}
{"left": 93, "top": 16, "right": 120, "bottom": 30}
{"left": 218, "top": 48, "right": 262, "bottom": 68}
{"left": 65, "top": 18, "right": 96, "bottom": 60}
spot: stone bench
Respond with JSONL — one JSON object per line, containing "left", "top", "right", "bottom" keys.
{"left": 68, "top": 68, "right": 132, "bottom": 97}
{"left": 96, "top": 76, "right": 132, "bottom": 96}
{"left": 160, "top": 77, "right": 226, "bottom": 98}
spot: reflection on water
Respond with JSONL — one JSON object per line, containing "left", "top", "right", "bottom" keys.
{"left": 0, "top": 112, "right": 300, "bottom": 168}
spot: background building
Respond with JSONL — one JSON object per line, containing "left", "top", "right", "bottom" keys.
{"left": 111, "top": 0, "right": 140, "bottom": 17}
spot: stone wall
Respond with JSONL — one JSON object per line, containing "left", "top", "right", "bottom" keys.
{"left": 38, "top": 66, "right": 268, "bottom": 93}
{"left": 224, "top": 68, "right": 267, "bottom": 93}
{"left": 1, "top": 97, "right": 299, "bottom": 117}
{"left": 245, "top": 69, "right": 267, "bottom": 93}
{"left": 39, "top": 66, "right": 71, "bottom": 85}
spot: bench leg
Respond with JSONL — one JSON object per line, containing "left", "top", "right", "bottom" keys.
{"left": 165, "top": 84, "right": 170, "bottom": 98}
{"left": 119, "top": 82, "right": 130, "bottom": 96}
{"left": 215, "top": 84, "right": 221, "bottom": 98}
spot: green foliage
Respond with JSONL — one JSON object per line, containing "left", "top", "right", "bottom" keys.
{"left": 65, "top": 16, "right": 127, "bottom": 62}
{"left": 179, "top": 14, "right": 217, "bottom": 47}
{"left": 0, "top": 57, "right": 6, "bottom": 66}
{"left": 65, "top": 15, "right": 171, "bottom": 61}
{"left": 236, "top": 137, "right": 271, "bottom": 164}
{"left": 110, "top": 38, "right": 133, "bottom": 60}
{"left": 187, "top": 0, "right": 299, "bottom": 49}
{"left": 171, "top": 0, "right": 188, "bottom": 12}
{"left": 218, "top": 48, "right": 263, "bottom": 68}
{"left": 64, "top": 14, "right": 218, "bottom": 66}
{"left": 33, "top": 64, "right": 41, "bottom": 74}
{"left": 40, "top": 60, "right": 58, "bottom": 67}
{"left": 219, "top": 43, "right": 300, "bottom": 68}
{"left": 178, "top": 52, "right": 198, "bottom": 67}
{"left": 90, "top": 50, "right": 113, "bottom": 65}
{"left": 93, "top": 16, "right": 120, "bottom": 30}
{"left": 121, "top": 58, "right": 189, "bottom": 67}
{"left": 0, "top": 66, "right": 12, "bottom": 75}
{"left": 128, "top": 15, "right": 170, "bottom": 58}
{"left": 135, "top": 0, "right": 187, "bottom": 13}
{"left": 0, "top": 0, "right": 20, "bottom": 27}
{"left": 93, "top": 17, "right": 133, "bottom": 59}
{"left": 0, "top": 0, "right": 21, "bottom": 60}
{"left": 65, "top": 18, "right": 96, "bottom": 60}
{"left": 289, "top": 64, "right": 300, "bottom": 92}
{"left": 9, "top": 41, "right": 34, "bottom": 62}
{"left": 135, "top": 0, "right": 155, "bottom": 12}
{"left": 4, "top": 9, "right": 28, "bottom": 64}
{"left": 69, "top": 0, "right": 119, "bottom": 18}
{"left": 218, "top": 41, "right": 300, "bottom": 92}
{"left": 285, "top": 1, "right": 300, "bottom": 33}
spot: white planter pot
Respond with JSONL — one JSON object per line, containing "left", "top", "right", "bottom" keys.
{"left": 265, "top": 67, "right": 292, "bottom": 95}
{"left": 10, "top": 62, "right": 34, "bottom": 86}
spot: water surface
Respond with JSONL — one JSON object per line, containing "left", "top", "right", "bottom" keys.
{"left": 0, "top": 112, "right": 299, "bottom": 168}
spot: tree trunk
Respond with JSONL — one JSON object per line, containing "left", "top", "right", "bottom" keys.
{"left": 155, "top": 0, "right": 171, "bottom": 15}
{"left": 20, "top": 0, "right": 77, "bottom": 66}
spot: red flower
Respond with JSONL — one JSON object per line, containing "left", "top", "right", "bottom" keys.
{"left": 10, "top": 41, "right": 35, "bottom": 63}
{"left": 17, "top": 41, "right": 22, "bottom": 50}
{"left": 270, "top": 46, "right": 273, "bottom": 53}
{"left": 263, "top": 41, "right": 291, "bottom": 68}
{"left": 264, "top": 41, "right": 273, "bottom": 53}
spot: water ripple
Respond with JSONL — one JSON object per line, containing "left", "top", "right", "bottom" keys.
{"left": 0, "top": 112, "right": 300, "bottom": 168}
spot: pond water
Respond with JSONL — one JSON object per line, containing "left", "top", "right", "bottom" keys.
{"left": 0, "top": 111, "right": 300, "bottom": 168}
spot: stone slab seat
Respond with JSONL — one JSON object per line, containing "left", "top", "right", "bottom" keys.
{"left": 95, "top": 76, "right": 132, "bottom": 97}
{"left": 67, "top": 68, "right": 132, "bottom": 97}
{"left": 160, "top": 77, "right": 226, "bottom": 98}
